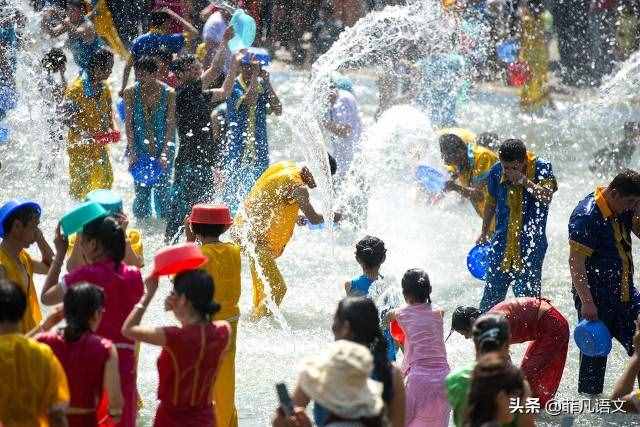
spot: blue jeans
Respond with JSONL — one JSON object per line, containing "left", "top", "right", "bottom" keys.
{"left": 479, "top": 264, "right": 542, "bottom": 312}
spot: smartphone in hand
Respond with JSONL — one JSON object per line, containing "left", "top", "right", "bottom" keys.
{"left": 276, "top": 382, "right": 294, "bottom": 417}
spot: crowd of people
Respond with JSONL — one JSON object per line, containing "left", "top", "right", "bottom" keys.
{"left": 4, "top": 0, "right": 640, "bottom": 426}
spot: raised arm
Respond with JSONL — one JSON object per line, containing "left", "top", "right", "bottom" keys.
{"left": 119, "top": 56, "right": 134, "bottom": 98}
{"left": 33, "top": 228, "right": 55, "bottom": 274}
{"left": 121, "top": 274, "right": 167, "bottom": 346}
{"left": 207, "top": 52, "right": 242, "bottom": 103}
{"left": 41, "top": 225, "right": 68, "bottom": 306}
{"left": 159, "top": 7, "right": 199, "bottom": 37}
{"left": 201, "top": 27, "right": 234, "bottom": 88}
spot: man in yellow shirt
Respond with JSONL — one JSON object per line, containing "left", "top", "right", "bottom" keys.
{"left": 186, "top": 204, "right": 240, "bottom": 427}
{"left": 0, "top": 200, "right": 53, "bottom": 334}
{"left": 0, "top": 280, "right": 70, "bottom": 427}
{"left": 233, "top": 156, "right": 339, "bottom": 319}
{"left": 439, "top": 130, "right": 499, "bottom": 220}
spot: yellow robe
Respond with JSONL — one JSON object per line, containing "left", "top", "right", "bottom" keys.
{"left": 91, "top": 0, "right": 129, "bottom": 59}
{"left": 0, "top": 248, "right": 42, "bottom": 334}
{"left": 201, "top": 242, "right": 241, "bottom": 427}
{"left": 520, "top": 12, "right": 550, "bottom": 111}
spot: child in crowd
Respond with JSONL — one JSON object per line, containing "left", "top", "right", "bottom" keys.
{"left": 389, "top": 269, "right": 450, "bottom": 427}
{"left": 41, "top": 216, "right": 144, "bottom": 427}
{"left": 38, "top": 48, "right": 68, "bottom": 177}
{"left": 590, "top": 121, "right": 640, "bottom": 175}
{"left": 344, "top": 236, "right": 397, "bottom": 362}
{"left": 67, "top": 189, "right": 144, "bottom": 271}
{"left": 36, "top": 284, "right": 124, "bottom": 426}
{"left": 122, "top": 269, "right": 230, "bottom": 427}
{"left": 186, "top": 204, "right": 241, "bottom": 427}
{"left": 123, "top": 55, "right": 176, "bottom": 219}
{"left": 0, "top": 200, "right": 53, "bottom": 333}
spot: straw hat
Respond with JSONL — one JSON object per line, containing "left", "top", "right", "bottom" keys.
{"left": 298, "top": 340, "right": 383, "bottom": 420}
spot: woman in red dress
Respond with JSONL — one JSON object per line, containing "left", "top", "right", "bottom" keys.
{"left": 122, "top": 269, "right": 230, "bottom": 426}
{"left": 37, "top": 283, "right": 124, "bottom": 427}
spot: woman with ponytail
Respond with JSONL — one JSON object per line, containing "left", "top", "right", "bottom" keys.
{"left": 387, "top": 269, "right": 450, "bottom": 427}
{"left": 37, "top": 283, "right": 124, "bottom": 427}
{"left": 292, "top": 297, "right": 405, "bottom": 427}
{"left": 122, "top": 269, "right": 230, "bottom": 427}
{"left": 41, "top": 216, "right": 144, "bottom": 427}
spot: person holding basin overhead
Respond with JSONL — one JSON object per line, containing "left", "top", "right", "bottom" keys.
{"left": 0, "top": 200, "right": 54, "bottom": 334}
{"left": 67, "top": 189, "right": 144, "bottom": 270}
{"left": 569, "top": 169, "right": 640, "bottom": 395}
{"left": 476, "top": 138, "right": 557, "bottom": 312}
{"left": 232, "top": 155, "right": 339, "bottom": 319}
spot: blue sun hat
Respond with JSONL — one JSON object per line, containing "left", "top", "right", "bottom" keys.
{"left": 86, "top": 189, "right": 123, "bottom": 215}
{"left": 0, "top": 200, "right": 42, "bottom": 238}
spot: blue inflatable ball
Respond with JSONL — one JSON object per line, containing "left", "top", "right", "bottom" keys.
{"left": 467, "top": 242, "right": 491, "bottom": 280}
{"left": 574, "top": 320, "right": 612, "bottom": 357}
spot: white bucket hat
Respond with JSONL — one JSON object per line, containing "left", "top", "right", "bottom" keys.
{"left": 297, "top": 340, "right": 384, "bottom": 420}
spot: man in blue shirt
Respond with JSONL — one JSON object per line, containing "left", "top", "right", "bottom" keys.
{"left": 477, "top": 139, "right": 557, "bottom": 312}
{"left": 119, "top": 8, "right": 198, "bottom": 97}
{"left": 569, "top": 169, "right": 640, "bottom": 395}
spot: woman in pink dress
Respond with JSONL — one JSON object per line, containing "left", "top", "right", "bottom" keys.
{"left": 42, "top": 216, "right": 144, "bottom": 427}
{"left": 37, "top": 283, "right": 123, "bottom": 427}
{"left": 390, "top": 269, "right": 450, "bottom": 427}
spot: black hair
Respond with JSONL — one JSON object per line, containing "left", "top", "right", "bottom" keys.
{"left": 42, "top": 48, "right": 67, "bottom": 72}
{"left": 335, "top": 297, "right": 393, "bottom": 403}
{"left": 173, "top": 269, "right": 220, "bottom": 321}
{"left": 355, "top": 235, "right": 386, "bottom": 269}
{"left": 476, "top": 132, "right": 500, "bottom": 150}
{"left": 134, "top": 55, "right": 159, "bottom": 74}
{"left": 498, "top": 139, "right": 527, "bottom": 162}
{"left": 154, "top": 46, "right": 174, "bottom": 64}
{"left": 439, "top": 133, "right": 467, "bottom": 157}
{"left": 66, "top": 0, "right": 87, "bottom": 10}
{"left": 63, "top": 283, "right": 105, "bottom": 342}
{"left": 609, "top": 169, "right": 640, "bottom": 197}
{"left": 0, "top": 280, "right": 27, "bottom": 323}
{"left": 465, "top": 353, "right": 524, "bottom": 427}
{"left": 401, "top": 268, "right": 431, "bottom": 304}
{"left": 191, "top": 223, "right": 230, "bottom": 239}
{"left": 81, "top": 216, "right": 126, "bottom": 268}
{"left": 149, "top": 10, "right": 171, "bottom": 28}
{"left": 88, "top": 48, "right": 114, "bottom": 72}
{"left": 328, "top": 153, "right": 337, "bottom": 176}
{"left": 451, "top": 306, "right": 482, "bottom": 336}
{"left": 2, "top": 205, "right": 40, "bottom": 237}
{"left": 472, "top": 313, "right": 510, "bottom": 355}
{"left": 170, "top": 54, "right": 198, "bottom": 74}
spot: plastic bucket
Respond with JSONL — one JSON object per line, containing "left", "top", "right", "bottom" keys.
{"left": 574, "top": 320, "right": 612, "bottom": 357}
{"left": 60, "top": 202, "right": 108, "bottom": 236}
{"left": 152, "top": 243, "right": 208, "bottom": 276}
{"left": 228, "top": 9, "right": 256, "bottom": 52}
{"left": 390, "top": 319, "right": 405, "bottom": 346}
{"left": 190, "top": 204, "right": 233, "bottom": 225}
{"left": 86, "top": 189, "right": 123, "bottom": 215}
{"left": 467, "top": 242, "right": 491, "bottom": 280}
{"left": 130, "top": 155, "right": 163, "bottom": 186}
{"left": 506, "top": 61, "right": 531, "bottom": 87}
{"left": 415, "top": 165, "right": 446, "bottom": 193}
{"left": 496, "top": 39, "right": 519, "bottom": 64}
{"left": 243, "top": 47, "right": 271, "bottom": 66}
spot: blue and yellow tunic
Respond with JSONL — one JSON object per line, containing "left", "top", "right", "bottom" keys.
{"left": 486, "top": 153, "right": 557, "bottom": 272}
{"left": 569, "top": 187, "right": 637, "bottom": 303}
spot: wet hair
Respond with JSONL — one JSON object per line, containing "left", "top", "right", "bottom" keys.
{"left": 42, "top": 48, "right": 67, "bottom": 72}
{"left": 609, "top": 169, "right": 640, "bottom": 197}
{"left": 472, "top": 314, "right": 511, "bottom": 354}
{"left": 0, "top": 280, "right": 27, "bottom": 323}
{"left": 465, "top": 353, "right": 524, "bottom": 427}
{"left": 439, "top": 133, "right": 467, "bottom": 157}
{"left": 355, "top": 236, "right": 386, "bottom": 269}
{"left": 170, "top": 54, "right": 198, "bottom": 75}
{"left": 335, "top": 297, "right": 393, "bottom": 403}
{"left": 63, "top": 283, "right": 105, "bottom": 342}
{"left": 88, "top": 48, "right": 114, "bottom": 72}
{"left": 154, "top": 47, "right": 174, "bottom": 65}
{"left": 451, "top": 306, "right": 482, "bottom": 336}
{"left": 498, "top": 139, "right": 527, "bottom": 162}
{"left": 134, "top": 55, "right": 159, "bottom": 74}
{"left": 190, "top": 223, "right": 229, "bottom": 239}
{"left": 328, "top": 153, "right": 337, "bottom": 176}
{"left": 477, "top": 132, "right": 500, "bottom": 150}
{"left": 2, "top": 205, "right": 40, "bottom": 237}
{"left": 173, "top": 269, "right": 220, "bottom": 321}
{"left": 401, "top": 268, "right": 431, "bottom": 303}
{"left": 81, "top": 216, "right": 126, "bottom": 268}
{"left": 149, "top": 10, "right": 171, "bottom": 28}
